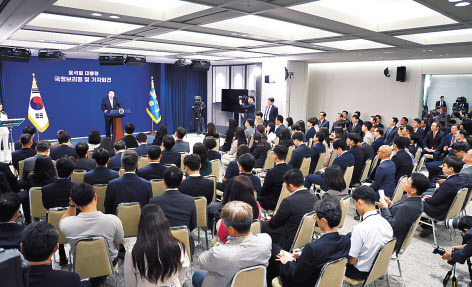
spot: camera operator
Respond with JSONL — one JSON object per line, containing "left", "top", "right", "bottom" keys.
{"left": 240, "top": 95, "right": 255, "bottom": 122}
{"left": 441, "top": 216, "right": 472, "bottom": 265}
{"left": 192, "top": 96, "right": 206, "bottom": 134}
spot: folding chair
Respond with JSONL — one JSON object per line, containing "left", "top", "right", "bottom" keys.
{"left": 290, "top": 211, "right": 316, "bottom": 252}
{"left": 248, "top": 135, "right": 254, "bottom": 148}
{"left": 392, "top": 176, "right": 408, "bottom": 203}
{"left": 300, "top": 157, "right": 311, "bottom": 178}
{"left": 416, "top": 155, "right": 426, "bottom": 172}
{"left": 171, "top": 226, "right": 191, "bottom": 261}
{"left": 71, "top": 169, "right": 86, "bottom": 183}
{"left": 47, "top": 207, "right": 68, "bottom": 262}
{"left": 273, "top": 137, "right": 280, "bottom": 146}
{"left": 210, "top": 159, "right": 221, "bottom": 181}
{"left": 368, "top": 155, "right": 379, "bottom": 179}
{"left": 262, "top": 183, "right": 290, "bottom": 214}
{"left": 308, "top": 138, "right": 314, "bottom": 148}
{"left": 328, "top": 150, "right": 337, "bottom": 167}
{"left": 462, "top": 187, "right": 472, "bottom": 215}
{"left": 414, "top": 147, "right": 423, "bottom": 163}
{"left": 151, "top": 179, "right": 166, "bottom": 197}
{"left": 344, "top": 238, "right": 397, "bottom": 287}
{"left": 87, "top": 151, "right": 94, "bottom": 159}
{"left": 392, "top": 216, "right": 421, "bottom": 277}
{"left": 286, "top": 145, "right": 296, "bottom": 163}
{"left": 194, "top": 196, "right": 209, "bottom": 249}
{"left": 119, "top": 168, "right": 125, "bottom": 177}
{"left": 344, "top": 166, "right": 354, "bottom": 189}
{"left": 313, "top": 152, "right": 326, "bottom": 174}
{"left": 250, "top": 220, "right": 261, "bottom": 235}
{"left": 254, "top": 150, "right": 274, "bottom": 175}
{"left": 18, "top": 160, "right": 24, "bottom": 179}
{"left": 359, "top": 159, "right": 372, "bottom": 183}
{"left": 180, "top": 153, "right": 188, "bottom": 173}
{"left": 138, "top": 156, "right": 149, "bottom": 169}
{"left": 29, "top": 187, "right": 47, "bottom": 220}
{"left": 315, "top": 196, "right": 350, "bottom": 237}
{"left": 116, "top": 202, "right": 141, "bottom": 237}
{"left": 204, "top": 175, "right": 217, "bottom": 202}
{"left": 93, "top": 184, "right": 107, "bottom": 213}
{"left": 230, "top": 265, "right": 266, "bottom": 287}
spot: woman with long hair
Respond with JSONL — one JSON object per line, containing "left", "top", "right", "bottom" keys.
{"left": 205, "top": 122, "right": 219, "bottom": 139}
{"left": 222, "top": 127, "right": 247, "bottom": 164}
{"left": 323, "top": 165, "right": 349, "bottom": 200}
{"left": 296, "top": 120, "right": 306, "bottom": 134}
{"left": 152, "top": 125, "right": 168, "bottom": 146}
{"left": 251, "top": 133, "right": 271, "bottom": 168}
{"left": 320, "top": 127, "right": 331, "bottom": 167}
{"left": 221, "top": 119, "right": 238, "bottom": 152}
{"left": 98, "top": 137, "right": 115, "bottom": 157}
{"left": 278, "top": 128, "right": 293, "bottom": 148}
{"left": 256, "top": 125, "right": 267, "bottom": 140}
{"left": 217, "top": 175, "right": 261, "bottom": 243}
{"left": 124, "top": 204, "right": 189, "bottom": 287}
{"left": 193, "top": 142, "right": 212, "bottom": 176}
{"left": 285, "top": 117, "right": 294, "bottom": 133}
{"left": 88, "top": 130, "right": 101, "bottom": 150}
{"left": 266, "top": 122, "right": 276, "bottom": 143}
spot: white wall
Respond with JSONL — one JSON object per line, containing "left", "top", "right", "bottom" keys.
{"left": 426, "top": 74, "right": 472, "bottom": 114}
{"left": 286, "top": 61, "right": 309, "bottom": 121}
{"left": 308, "top": 57, "right": 472, "bottom": 126}
{"left": 261, "top": 58, "right": 288, "bottom": 117}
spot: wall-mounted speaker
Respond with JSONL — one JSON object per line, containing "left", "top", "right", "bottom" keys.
{"left": 264, "top": 75, "right": 274, "bottom": 83}
{"left": 396, "top": 66, "right": 406, "bottom": 82}
{"left": 384, "top": 67, "right": 390, "bottom": 77}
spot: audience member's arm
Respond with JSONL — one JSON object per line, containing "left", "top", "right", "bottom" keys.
{"left": 178, "top": 247, "right": 191, "bottom": 284}
{"left": 114, "top": 218, "right": 124, "bottom": 246}
{"left": 269, "top": 199, "right": 290, "bottom": 227}
{"left": 348, "top": 228, "right": 362, "bottom": 266}
{"left": 380, "top": 205, "right": 413, "bottom": 235}
{"left": 189, "top": 202, "right": 197, "bottom": 231}
{"left": 450, "top": 237, "right": 472, "bottom": 264}
{"left": 280, "top": 244, "right": 317, "bottom": 283}
{"left": 0, "top": 173, "right": 13, "bottom": 194}
{"left": 61, "top": 202, "right": 76, "bottom": 221}
{"left": 424, "top": 183, "right": 453, "bottom": 205}
{"left": 260, "top": 171, "right": 273, "bottom": 196}
{"left": 370, "top": 166, "right": 384, "bottom": 191}
{"left": 198, "top": 248, "right": 222, "bottom": 273}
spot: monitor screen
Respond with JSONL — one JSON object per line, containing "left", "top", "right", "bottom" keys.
{"left": 221, "top": 89, "right": 248, "bottom": 112}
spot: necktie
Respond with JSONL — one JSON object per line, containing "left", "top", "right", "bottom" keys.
{"left": 110, "top": 98, "right": 113, "bottom": 109}
{"left": 433, "top": 132, "right": 436, "bottom": 139}
{"left": 264, "top": 106, "right": 270, "bottom": 121}
{"left": 451, "top": 136, "right": 455, "bottom": 146}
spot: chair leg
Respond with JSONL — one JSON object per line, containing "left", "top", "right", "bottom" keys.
{"left": 386, "top": 271, "right": 390, "bottom": 287}
{"left": 205, "top": 227, "right": 209, "bottom": 250}
{"left": 432, "top": 220, "right": 438, "bottom": 246}
{"left": 198, "top": 228, "right": 200, "bottom": 241}
{"left": 397, "top": 258, "right": 402, "bottom": 278}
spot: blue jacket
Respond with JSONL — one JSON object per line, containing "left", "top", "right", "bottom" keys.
{"left": 275, "top": 124, "right": 286, "bottom": 138}
{"left": 423, "top": 130, "right": 446, "bottom": 151}
{"left": 424, "top": 174, "right": 463, "bottom": 220}
{"left": 101, "top": 97, "right": 122, "bottom": 113}
{"left": 305, "top": 127, "right": 316, "bottom": 142}
{"left": 108, "top": 152, "right": 123, "bottom": 171}
{"left": 348, "top": 145, "right": 364, "bottom": 185}
{"left": 383, "top": 126, "right": 398, "bottom": 145}
{"left": 309, "top": 142, "right": 325, "bottom": 173}
{"left": 370, "top": 159, "right": 396, "bottom": 198}
{"left": 391, "top": 150, "right": 414, "bottom": 184}
{"left": 134, "top": 144, "right": 149, "bottom": 157}
{"left": 371, "top": 137, "right": 385, "bottom": 154}
{"left": 318, "top": 119, "right": 329, "bottom": 129}
{"left": 136, "top": 162, "right": 166, "bottom": 181}
{"left": 104, "top": 173, "right": 152, "bottom": 214}
{"left": 288, "top": 144, "right": 312, "bottom": 170}
{"left": 84, "top": 166, "right": 119, "bottom": 185}
{"left": 332, "top": 151, "right": 355, "bottom": 173}
{"left": 49, "top": 145, "right": 76, "bottom": 161}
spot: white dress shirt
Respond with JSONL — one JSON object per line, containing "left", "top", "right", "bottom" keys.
{"left": 109, "top": 97, "right": 114, "bottom": 109}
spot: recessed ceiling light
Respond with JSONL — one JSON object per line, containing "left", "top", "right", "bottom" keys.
{"left": 429, "top": 49, "right": 433, "bottom": 51}
{"left": 91, "top": 12, "right": 102, "bottom": 16}
{"left": 422, "top": 49, "right": 426, "bottom": 52}
{"left": 456, "top": 2, "right": 470, "bottom": 6}
{"left": 449, "top": 0, "right": 462, "bottom": 2}
{"left": 109, "top": 15, "right": 120, "bottom": 19}
{"left": 241, "top": 34, "right": 248, "bottom": 37}
{"left": 231, "top": 32, "right": 239, "bottom": 36}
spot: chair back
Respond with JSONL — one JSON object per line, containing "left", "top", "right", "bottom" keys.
{"left": 398, "top": 216, "right": 421, "bottom": 255}
{"left": 368, "top": 155, "right": 379, "bottom": 178}
{"left": 117, "top": 202, "right": 141, "bottom": 237}
{"left": 392, "top": 176, "right": 408, "bottom": 203}
{"left": 138, "top": 156, "right": 149, "bottom": 169}
{"left": 119, "top": 168, "right": 125, "bottom": 177}
{"left": 29, "top": 187, "right": 47, "bottom": 219}
{"left": 275, "top": 184, "right": 291, "bottom": 212}
{"left": 87, "top": 151, "right": 94, "bottom": 159}
{"left": 328, "top": 150, "right": 336, "bottom": 166}
{"left": 308, "top": 138, "right": 313, "bottom": 148}
{"left": 314, "top": 152, "right": 326, "bottom": 174}
{"left": 315, "top": 257, "right": 347, "bottom": 287}
{"left": 414, "top": 147, "right": 423, "bottom": 163}
{"left": 364, "top": 238, "right": 397, "bottom": 286}
{"left": 343, "top": 166, "right": 354, "bottom": 188}
{"left": 71, "top": 169, "right": 86, "bottom": 183}
{"left": 194, "top": 197, "right": 208, "bottom": 229}
{"left": 262, "top": 150, "right": 275, "bottom": 171}
{"left": 171, "top": 226, "right": 191, "bottom": 261}
{"left": 73, "top": 237, "right": 114, "bottom": 279}
{"left": 250, "top": 220, "right": 261, "bottom": 235}
{"left": 273, "top": 137, "right": 280, "bottom": 146}
{"left": 151, "top": 179, "right": 166, "bottom": 197}
{"left": 210, "top": 159, "right": 221, "bottom": 181}
{"left": 47, "top": 207, "right": 68, "bottom": 244}
{"left": 290, "top": 211, "right": 316, "bottom": 252}
{"left": 93, "top": 184, "right": 107, "bottom": 213}
{"left": 286, "top": 145, "right": 296, "bottom": 163}
{"left": 204, "top": 175, "right": 217, "bottom": 202}
{"left": 445, "top": 187, "right": 468, "bottom": 220}
{"left": 180, "top": 153, "right": 188, "bottom": 173}
{"left": 230, "top": 265, "right": 266, "bottom": 287}
{"left": 18, "top": 160, "right": 24, "bottom": 179}
{"left": 416, "top": 155, "right": 426, "bottom": 172}
{"left": 338, "top": 196, "right": 350, "bottom": 229}
{"left": 359, "top": 159, "right": 372, "bottom": 183}
{"left": 248, "top": 135, "right": 254, "bottom": 148}
{"left": 300, "top": 157, "right": 311, "bottom": 178}
{"left": 215, "top": 139, "right": 220, "bottom": 150}
{"left": 462, "top": 187, "right": 472, "bottom": 212}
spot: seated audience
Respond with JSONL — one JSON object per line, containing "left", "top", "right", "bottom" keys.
{"left": 160, "top": 135, "right": 181, "bottom": 168}
{"left": 122, "top": 123, "right": 138, "bottom": 149}
{"left": 0, "top": 192, "right": 24, "bottom": 249}
{"left": 426, "top": 141, "right": 469, "bottom": 181}
{"left": 88, "top": 130, "right": 101, "bottom": 150}
{"left": 346, "top": 186, "right": 393, "bottom": 281}
{"left": 370, "top": 145, "right": 396, "bottom": 199}
{"left": 359, "top": 135, "right": 375, "bottom": 165}
{"left": 258, "top": 145, "right": 293, "bottom": 210}
{"left": 362, "top": 122, "right": 374, "bottom": 145}
{"left": 350, "top": 115, "right": 363, "bottom": 136}
{"left": 288, "top": 132, "right": 312, "bottom": 169}
{"left": 305, "top": 117, "right": 318, "bottom": 141}
{"left": 244, "top": 119, "right": 255, "bottom": 140}
{"left": 371, "top": 128, "right": 385, "bottom": 154}
{"left": 383, "top": 118, "right": 399, "bottom": 146}
{"left": 98, "top": 136, "right": 116, "bottom": 157}
{"left": 50, "top": 132, "right": 77, "bottom": 160}
{"left": 221, "top": 119, "right": 237, "bottom": 152}
{"left": 14, "top": 125, "right": 37, "bottom": 151}
{"left": 193, "top": 142, "right": 212, "bottom": 176}
{"left": 251, "top": 132, "right": 271, "bottom": 169}
{"left": 42, "top": 156, "right": 77, "bottom": 210}
{"left": 392, "top": 136, "right": 414, "bottom": 184}
{"left": 105, "top": 150, "right": 152, "bottom": 214}
{"left": 84, "top": 148, "right": 119, "bottom": 185}
{"left": 291, "top": 123, "right": 306, "bottom": 141}
{"left": 223, "top": 153, "right": 261, "bottom": 202}
{"left": 205, "top": 122, "right": 220, "bottom": 139}
{"left": 275, "top": 115, "right": 286, "bottom": 138}
{"left": 423, "top": 121, "right": 446, "bottom": 161}
{"left": 262, "top": 169, "right": 318, "bottom": 250}
{"left": 380, "top": 173, "right": 429, "bottom": 251}
{"left": 204, "top": 136, "right": 221, "bottom": 161}
{"left": 171, "top": 127, "right": 190, "bottom": 153}
{"left": 216, "top": 145, "right": 250, "bottom": 192}
{"left": 134, "top": 132, "right": 149, "bottom": 156}
{"left": 23, "top": 140, "right": 54, "bottom": 179}
{"left": 124, "top": 204, "right": 189, "bottom": 287}
{"left": 255, "top": 111, "right": 263, "bottom": 127}
{"left": 50, "top": 130, "right": 70, "bottom": 149}
{"left": 347, "top": 133, "right": 364, "bottom": 186}
{"left": 108, "top": 140, "right": 126, "bottom": 171}
{"left": 285, "top": 117, "right": 294, "bottom": 133}
{"left": 74, "top": 142, "right": 96, "bottom": 171}
{"left": 323, "top": 165, "right": 349, "bottom": 200}
{"left": 309, "top": 132, "right": 326, "bottom": 173}
{"left": 222, "top": 127, "right": 247, "bottom": 164}
{"left": 136, "top": 145, "right": 166, "bottom": 181}
{"left": 21, "top": 222, "right": 81, "bottom": 287}
{"left": 278, "top": 128, "right": 293, "bottom": 148}
{"left": 179, "top": 154, "right": 214, "bottom": 204}
{"left": 193, "top": 201, "right": 271, "bottom": 287}
{"left": 152, "top": 125, "right": 167, "bottom": 146}
{"left": 267, "top": 122, "right": 277, "bottom": 143}
{"left": 409, "top": 133, "right": 420, "bottom": 156}
{"left": 12, "top": 133, "right": 36, "bottom": 170}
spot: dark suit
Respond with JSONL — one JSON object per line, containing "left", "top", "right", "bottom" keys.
{"left": 371, "top": 137, "right": 385, "bottom": 154}
{"left": 305, "top": 127, "right": 316, "bottom": 141}
{"left": 383, "top": 126, "right": 398, "bottom": 145}
{"left": 424, "top": 174, "right": 463, "bottom": 220}
{"left": 14, "top": 140, "right": 36, "bottom": 151}
{"left": 370, "top": 159, "right": 396, "bottom": 198}
{"left": 288, "top": 144, "right": 312, "bottom": 170}
{"left": 318, "top": 119, "right": 329, "bottom": 130}
{"left": 108, "top": 152, "right": 123, "bottom": 171}
{"left": 263, "top": 105, "right": 278, "bottom": 126}
{"left": 262, "top": 189, "right": 318, "bottom": 250}
{"left": 179, "top": 175, "right": 214, "bottom": 204}
{"left": 309, "top": 142, "right": 325, "bottom": 174}
{"left": 275, "top": 124, "right": 286, "bottom": 138}
{"left": 258, "top": 163, "right": 293, "bottom": 210}
{"left": 409, "top": 144, "right": 419, "bottom": 158}
{"left": 207, "top": 150, "right": 221, "bottom": 161}
{"left": 84, "top": 166, "right": 119, "bottom": 185}
{"left": 436, "top": 100, "right": 447, "bottom": 108}
{"left": 241, "top": 101, "right": 255, "bottom": 121}
{"left": 224, "top": 173, "right": 261, "bottom": 202}
{"left": 12, "top": 147, "right": 36, "bottom": 170}
{"left": 360, "top": 142, "right": 375, "bottom": 165}
{"left": 75, "top": 157, "right": 96, "bottom": 172}
{"left": 332, "top": 151, "right": 355, "bottom": 173}
{"left": 304, "top": 151, "right": 355, "bottom": 191}
{"left": 122, "top": 135, "right": 138, "bottom": 149}
{"left": 50, "top": 145, "right": 77, "bottom": 161}
{"left": 134, "top": 144, "right": 149, "bottom": 157}
{"left": 171, "top": 140, "right": 190, "bottom": 154}
{"left": 278, "top": 232, "right": 351, "bottom": 287}
{"left": 149, "top": 188, "right": 196, "bottom": 230}
{"left": 423, "top": 130, "right": 446, "bottom": 161}
{"left": 348, "top": 145, "right": 364, "bottom": 186}
{"left": 391, "top": 150, "right": 414, "bottom": 184}
{"left": 29, "top": 265, "right": 81, "bottom": 287}
{"left": 136, "top": 162, "right": 166, "bottom": 181}
{"left": 101, "top": 96, "right": 122, "bottom": 138}
{"left": 253, "top": 144, "right": 270, "bottom": 169}
{"left": 42, "top": 179, "right": 79, "bottom": 209}
{"left": 350, "top": 123, "right": 363, "bottom": 136}
{"left": 104, "top": 173, "right": 152, "bottom": 214}
{"left": 160, "top": 149, "right": 181, "bottom": 168}
{"left": 381, "top": 196, "right": 423, "bottom": 252}
{"left": 0, "top": 222, "right": 25, "bottom": 249}
{"left": 414, "top": 127, "right": 425, "bottom": 144}
{"left": 0, "top": 162, "right": 19, "bottom": 193}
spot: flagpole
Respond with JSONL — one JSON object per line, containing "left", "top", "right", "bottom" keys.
{"left": 151, "top": 76, "right": 154, "bottom": 133}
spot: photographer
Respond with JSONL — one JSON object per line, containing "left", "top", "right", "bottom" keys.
{"left": 192, "top": 96, "right": 206, "bottom": 134}
{"left": 240, "top": 95, "right": 255, "bottom": 122}
{"left": 441, "top": 216, "right": 472, "bottom": 265}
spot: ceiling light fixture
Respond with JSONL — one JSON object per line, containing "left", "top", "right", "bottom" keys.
{"left": 448, "top": 0, "right": 462, "bottom": 2}
{"left": 109, "top": 15, "right": 120, "bottom": 19}
{"left": 91, "top": 12, "right": 102, "bottom": 16}
{"left": 456, "top": 2, "right": 470, "bottom": 6}
{"left": 241, "top": 34, "right": 248, "bottom": 37}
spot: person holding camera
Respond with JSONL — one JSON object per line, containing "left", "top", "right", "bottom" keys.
{"left": 240, "top": 95, "right": 255, "bottom": 122}
{"left": 441, "top": 216, "right": 472, "bottom": 264}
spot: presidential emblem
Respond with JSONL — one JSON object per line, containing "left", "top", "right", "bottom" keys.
{"left": 119, "top": 108, "right": 124, "bottom": 114}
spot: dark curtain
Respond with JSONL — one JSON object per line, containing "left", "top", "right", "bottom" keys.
{"left": 157, "top": 63, "right": 207, "bottom": 133}
{"left": 0, "top": 62, "right": 4, "bottom": 108}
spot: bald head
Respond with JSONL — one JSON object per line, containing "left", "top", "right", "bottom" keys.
{"left": 378, "top": 145, "right": 392, "bottom": 160}
{"left": 221, "top": 201, "right": 253, "bottom": 235}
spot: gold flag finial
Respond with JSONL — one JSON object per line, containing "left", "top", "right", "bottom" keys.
{"left": 32, "top": 73, "right": 35, "bottom": 77}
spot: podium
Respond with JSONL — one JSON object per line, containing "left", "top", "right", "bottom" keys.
{"left": 0, "top": 118, "right": 25, "bottom": 148}
{"left": 107, "top": 109, "right": 130, "bottom": 142}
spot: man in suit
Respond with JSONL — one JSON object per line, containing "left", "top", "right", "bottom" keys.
{"left": 350, "top": 115, "right": 363, "bottom": 136}
{"left": 136, "top": 145, "right": 166, "bottom": 181}
{"left": 380, "top": 173, "right": 429, "bottom": 252}
{"left": 240, "top": 95, "right": 256, "bottom": 121}
{"left": 122, "top": 123, "right": 138, "bottom": 149}
{"left": 74, "top": 142, "right": 95, "bottom": 171}
{"left": 309, "top": 132, "right": 326, "bottom": 173}
{"left": 171, "top": 127, "right": 190, "bottom": 153}
{"left": 442, "top": 125, "right": 459, "bottom": 158}
{"left": 412, "top": 118, "right": 425, "bottom": 144}
{"left": 13, "top": 125, "right": 37, "bottom": 151}
{"left": 383, "top": 117, "right": 399, "bottom": 146}
{"left": 460, "top": 149, "right": 472, "bottom": 188}
{"left": 304, "top": 140, "right": 355, "bottom": 191}
{"left": 263, "top": 97, "right": 278, "bottom": 126}
{"left": 347, "top": 133, "right": 364, "bottom": 186}
{"left": 179, "top": 154, "right": 214, "bottom": 204}
{"left": 11, "top": 133, "right": 36, "bottom": 170}
{"left": 275, "top": 115, "right": 286, "bottom": 138}
{"left": 223, "top": 153, "right": 261, "bottom": 201}
{"left": 101, "top": 89, "right": 122, "bottom": 138}
{"left": 0, "top": 192, "right": 25, "bottom": 249}
{"left": 84, "top": 148, "right": 119, "bottom": 185}
{"left": 306, "top": 117, "right": 318, "bottom": 141}
{"left": 204, "top": 136, "right": 221, "bottom": 161}
{"left": 134, "top": 132, "right": 149, "bottom": 157}
{"left": 318, "top": 112, "right": 329, "bottom": 129}
{"left": 288, "top": 132, "right": 312, "bottom": 169}
{"left": 423, "top": 121, "right": 446, "bottom": 161}
{"left": 353, "top": 111, "right": 364, "bottom": 126}
{"left": 258, "top": 145, "right": 293, "bottom": 210}
{"left": 21, "top": 222, "right": 82, "bottom": 287}
{"left": 160, "top": 135, "right": 181, "bottom": 167}
{"left": 362, "top": 122, "right": 374, "bottom": 145}
{"left": 371, "top": 128, "right": 385, "bottom": 154}
{"left": 193, "top": 201, "right": 271, "bottom": 287}
{"left": 262, "top": 169, "right": 318, "bottom": 251}
{"left": 331, "top": 113, "right": 344, "bottom": 133}
{"left": 370, "top": 145, "right": 396, "bottom": 199}
{"left": 50, "top": 132, "right": 76, "bottom": 160}
{"left": 391, "top": 137, "right": 414, "bottom": 184}
{"left": 23, "top": 140, "right": 55, "bottom": 180}
{"left": 244, "top": 119, "right": 255, "bottom": 141}
{"left": 108, "top": 140, "right": 126, "bottom": 171}
{"left": 375, "top": 115, "right": 384, "bottom": 129}
{"left": 359, "top": 137, "right": 375, "bottom": 165}
{"left": 105, "top": 150, "right": 152, "bottom": 215}
{"left": 436, "top": 96, "right": 447, "bottom": 110}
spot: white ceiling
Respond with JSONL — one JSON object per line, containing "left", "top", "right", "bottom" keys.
{"left": 0, "top": 0, "right": 472, "bottom": 64}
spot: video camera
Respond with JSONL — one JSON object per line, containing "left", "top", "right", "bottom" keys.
{"left": 0, "top": 248, "right": 30, "bottom": 287}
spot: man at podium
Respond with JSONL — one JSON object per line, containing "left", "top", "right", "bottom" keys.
{"left": 101, "top": 90, "right": 122, "bottom": 138}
